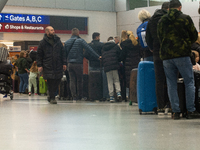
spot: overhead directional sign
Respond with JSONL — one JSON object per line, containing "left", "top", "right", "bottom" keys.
{"left": 0, "top": 13, "right": 88, "bottom": 34}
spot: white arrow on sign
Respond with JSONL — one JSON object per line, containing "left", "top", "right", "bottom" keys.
{"left": 0, "top": 24, "right": 2, "bottom": 29}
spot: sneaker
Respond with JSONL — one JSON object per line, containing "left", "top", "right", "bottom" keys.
{"left": 117, "top": 92, "right": 122, "bottom": 102}
{"left": 172, "top": 112, "right": 180, "bottom": 120}
{"left": 49, "top": 99, "right": 57, "bottom": 104}
{"left": 29, "top": 92, "right": 31, "bottom": 96}
{"left": 34, "top": 93, "right": 38, "bottom": 95}
{"left": 110, "top": 96, "right": 115, "bottom": 103}
{"left": 186, "top": 110, "right": 200, "bottom": 119}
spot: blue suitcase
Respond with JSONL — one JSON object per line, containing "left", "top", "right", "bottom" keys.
{"left": 137, "top": 61, "right": 158, "bottom": 114}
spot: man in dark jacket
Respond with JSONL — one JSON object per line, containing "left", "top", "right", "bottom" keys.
{"left": 64, "top": 28, "right": 100, "bottom": 102}
{"left": 157, "top": 0, "right": 198, "bottom": 119}
{"left": 146, "top": 2, "right": 170, "bottom": 112}
{"left": 37, "top": 26, "right": 67, "bottom": 104}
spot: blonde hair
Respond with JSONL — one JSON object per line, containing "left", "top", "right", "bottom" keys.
{"left": 138, "top": 9, "right": 151, "bottom": 22}
{"left": 120, "top": 30, "right": 138, "bottom": 46}
{"left": 30, "top": 61, "right": 38, "bottom": 73}
{"left": 196, "top": 33, "right": 200, "bottom": 45}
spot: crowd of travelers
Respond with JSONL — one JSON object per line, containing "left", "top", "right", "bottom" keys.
{"left": 7, "top": 0, "right": 200, "bottom": 120}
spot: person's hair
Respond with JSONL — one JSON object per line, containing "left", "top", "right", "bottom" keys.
{"left": 30, "top": 61, "right": 38, "bottom": 73}
{"left": 120, "top": 30, "right": 138, "bottom": 46}
{"left": 162, "top": 2, "right": 169, "bottom": 10}
{"left": 19, "top": 50, "right": 26, "bottom": 58}
{"left": 169, "top": 0, "right": 182, "bottom": 9}
{"left": 15, "top": 54, "right": 19, "bottom": 59}
{"left": 196, "top": 33, "right": 200, "bottom": 45}
{"left": 72, "top": 28, "right": 79, "bottom": 36}
{"left": 92, "top": 32, "right": 100, "bottom": 40}
{"left": 138, "top": 9, "right": 151, "bottom": 22}
{"left": 107, "top": 36, "right": 114, "bottom": 41}
{"left": 114, "top": 36, "right": 120, "bottom": 41}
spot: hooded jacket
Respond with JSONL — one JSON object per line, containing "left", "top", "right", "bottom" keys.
{"left": 37, "top": 34, "right": 66, "bottom": 79}
{"left": 158, "top": 9, "right": 198, "bottom": 60}
{"left": 65, "top": 35, "right": 99, "bottom": 64}
{"left": 146, "top": 9, "right": 168, "bottom": 54}
{"left": 120, "top": 39, "right": 141, "bottom": 87}
{"left": 101, "top": 41, "right": 121, "bottom": 73}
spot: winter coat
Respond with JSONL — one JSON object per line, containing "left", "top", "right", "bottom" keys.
{"left": 87, "top": 40, "right": 104, "bottom": 68}
{"left": 120, "top": 39, "right": 141, "bottom": 87}
{"left": 65, "top": 35, "right": 99, "bottom": 64}
{"left": 157, "top": 9, "right": 198, "bottom": 60}
{"left": 146, "top": 9, "right": 168, "bottom": 55}
{"left": 16, "top": 57, "right": 29, "bottom": 74}
{"left": 37, "top": 34, "right": 66, "bottom": 79}
{"left": 101, "top": 42, "right": 121, "bottom": 73}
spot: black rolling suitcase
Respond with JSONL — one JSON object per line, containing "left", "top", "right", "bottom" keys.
{"left": 59, "top": 71, "right": 71, "bottom": 100}
{"left": 89, "top": 70, "right": 103, "bottom": 101}
{"left": 0, "top": 74, "right": 11, "bottom": 85}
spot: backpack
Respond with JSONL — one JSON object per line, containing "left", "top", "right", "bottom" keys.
{"left": 137, "top": 21, "right": 148, "bottom": 48}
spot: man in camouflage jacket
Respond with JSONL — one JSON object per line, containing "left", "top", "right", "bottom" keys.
{"left": 157, "top": 0, "right": 198, "bottom": 120}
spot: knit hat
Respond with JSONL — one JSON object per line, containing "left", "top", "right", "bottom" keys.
{"left": 169, "top": 0, "right": 181, "bottom": 9}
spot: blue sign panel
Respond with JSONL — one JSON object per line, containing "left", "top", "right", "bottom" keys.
{"left": 0, "top": 13, "right": 50, "bottom": 24}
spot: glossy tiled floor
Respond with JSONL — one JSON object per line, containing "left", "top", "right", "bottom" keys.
{"left": 0, "top": 93, "right": 200, "bottom": 150}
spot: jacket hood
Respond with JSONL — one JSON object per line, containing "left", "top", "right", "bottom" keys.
{"left": 121, "top": 39, "right": 135, "bottom": 50}
{"left": 167, "top": 9, "right": 182, "bottom": 22}
{"left": 151, "top": 9, "right": 168, "bottom": 20}
{"left": 102, "top": 42, "right": 116, "bottom": 51}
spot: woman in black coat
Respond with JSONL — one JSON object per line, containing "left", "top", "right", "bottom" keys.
{"left": 120, "top": 30, "right": 141, "bottom": 99}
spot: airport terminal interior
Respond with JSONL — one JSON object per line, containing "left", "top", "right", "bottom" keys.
{"left": 0, "top": 0, "right": 200, "bottom": 150}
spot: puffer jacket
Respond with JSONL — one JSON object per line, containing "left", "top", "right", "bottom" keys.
{"left": 191, "top": 42, "right": 200, "bottom": 53}
{"left": 65, "top": 35, "right": 99, "bottom": 64}
{"left": 146, "top": 9, "right": 168, "bottom": 54}
{"left": 101, "top": 42, "right": 121, "bottom": 73}
{"left": 120, "top": 39, "right": 141, "bottom": 87}
{"left": 158, "top": 9, "right": 198, "bottom": 60}
{"left": 37, "top": 34, "right": 66, "bottom": 79}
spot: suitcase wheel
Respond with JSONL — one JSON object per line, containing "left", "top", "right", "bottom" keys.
{"left": 139, "top": 109, "right": 142, "bottom": 115}
{"left": 10, "top": 92, "right": 13, "bottom": 100}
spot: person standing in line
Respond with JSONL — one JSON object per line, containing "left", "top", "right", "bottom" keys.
{"left": 87, "top": 32, "right": 109, "bottom": 101}
{"left": 64, "top": 28, "right": 100, "bottom": 102}
{"left": 158, "top": 0, "right": 199, "bottom": 119}
{"left": 37, "top": 26, "right": 67, "bottom": 104}
{"left": 137, "top": 9, "right": 153, "bottom": 61}
{"left": 145, "top": 2, "right": 170, "bottom": 113}
{"left": 16, "top": 50, "right": 30, "bottom": 94}
{"left": 101, "top": 38, "right": 122, "bottom": 103}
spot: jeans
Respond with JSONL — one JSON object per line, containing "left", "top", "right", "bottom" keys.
{"left": 68, "top": 63, "right": 83, "bottom": 99}
{"left": 19, "top": 73, "right": 28, "bottom": 93}
{"left": 163, "top": 57, "right": 195, "bottom": 112}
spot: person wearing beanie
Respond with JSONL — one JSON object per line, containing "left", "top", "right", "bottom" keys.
{"left": 157, "top": 0, "right": 198, "bottom": 119}
{"left": 145, "top": 2, "right": 170, "bottom": 113}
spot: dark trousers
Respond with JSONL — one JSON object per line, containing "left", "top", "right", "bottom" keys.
{"left": 47, "top": 78, "right": 61, "bottom": 100}
{"left": 68, "top": 63, "right": 83, "bottom": 99}
{"left": 153, "top": 52, "right": 169, "bottom": 109}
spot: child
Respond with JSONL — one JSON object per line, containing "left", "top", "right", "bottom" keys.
{"left": 28, "top": 61, "right": 38, "bottom": 96}
{"left": 101, "top": 38, "right": 122, "bottom": 103}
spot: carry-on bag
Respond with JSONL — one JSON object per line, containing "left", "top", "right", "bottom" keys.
{"left": 130, "top": 68, "right": 138, "bottom": 103}
{"left": 0, "top": 61, "right": 12, "bottom": 76}
{"left": 137, "top": 61, "right": 158, "bottom": 114}
{"left": 39, "top": 76, "right": 47, "bottom": 94}
{"left": 0, "top": 47, "right": 8, "bottom": 62}
{"left": 89, "top": 70, "right": 103, "bottom": 101}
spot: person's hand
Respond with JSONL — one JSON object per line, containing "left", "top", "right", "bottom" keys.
{"left": 63, "top": 65, "right": 67, "bottom": 71}
{"left": 98, "top": 56, "right": 102, "bottom": 60}
{"left": 38, "top": 67, "right": 43, "bottom": 72}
